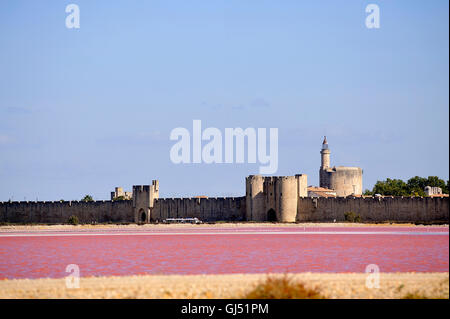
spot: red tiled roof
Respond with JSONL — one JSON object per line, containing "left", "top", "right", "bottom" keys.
{"left": 307, "top": 186, "right": 336, "bottom": 197}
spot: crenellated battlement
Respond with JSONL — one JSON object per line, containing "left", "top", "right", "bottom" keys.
{"left": 1, "top": 191, "right": 447, "bottom": 224}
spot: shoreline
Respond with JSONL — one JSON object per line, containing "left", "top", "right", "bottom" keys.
{"left": 0, "top": 272, "right": 448, "bottom": 299}
{"left": 1, "top": 222, "right": 448, "bottom": 232}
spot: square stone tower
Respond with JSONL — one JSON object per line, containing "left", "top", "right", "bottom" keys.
{"left": 132, "top": 180, "right": 159, "bottom": 223}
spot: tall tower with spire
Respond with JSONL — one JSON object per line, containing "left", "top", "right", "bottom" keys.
{"left": 319, "top": 136, "right": 331, "bottom": 189}
{"left": 319, "top": 136, "right": 363, "bottom": 196}
{"left": 320, "top": 136, "right": 330, "bottom": 169}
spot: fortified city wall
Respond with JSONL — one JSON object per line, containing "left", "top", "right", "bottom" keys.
{"left": 152, "top": 197, "right": 246, "bottom": 222}
{"left": 0, "top": 200, "right": 134, "bottom": 224}
{"left": 297, "top": 196, "right": 449, "bottom": 223}
{"left": 1, "top": 194, "right": 447, "bottom": 224}
{"left": 0, "top": 197, "right": 246, "bottom": 224}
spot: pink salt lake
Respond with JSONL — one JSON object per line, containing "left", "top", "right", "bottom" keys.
{"left": 0, "top": 226, "right": 448, "bottom": 279}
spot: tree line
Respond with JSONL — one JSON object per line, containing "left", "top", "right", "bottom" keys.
{"left": 364, "top": 176, "right": 449, "bottom": 196}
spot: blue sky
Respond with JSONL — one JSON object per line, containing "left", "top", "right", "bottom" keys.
{"left": 0, "top": 0, "right": 448, "bottom": 201}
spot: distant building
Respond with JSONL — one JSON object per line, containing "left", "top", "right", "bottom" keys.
{"left": 307, "top": 186, "right": 336, "bottom": 198}
{"left": 424, "top": 186, "right": 448, "bottom": 197}
{"left": 425, "top": 186, "right": 442, "bottom": 196}
{"left": 110, "top": 187, "right": 132, "bottom": 200}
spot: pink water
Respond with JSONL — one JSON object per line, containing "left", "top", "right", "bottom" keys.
{"left": 0, "top": 227, "right": 448, "bottom": 279}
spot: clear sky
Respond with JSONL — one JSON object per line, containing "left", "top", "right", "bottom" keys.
{"left": 0, "top": 1, "right": 448, "bottom": 201}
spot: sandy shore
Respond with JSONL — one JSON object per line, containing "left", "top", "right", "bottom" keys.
{"left": 1, "top": 222, "right": 447, "bottom": 232}
{"left": 0, "top": 273, "right": 448, "bottom": 299}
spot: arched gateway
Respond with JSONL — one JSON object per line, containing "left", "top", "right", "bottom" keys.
{"left": 139, "top": 209, "right": 147, "bottom": 222}
{"left": 267, "top": 208, "right": 277, "bottom": 222}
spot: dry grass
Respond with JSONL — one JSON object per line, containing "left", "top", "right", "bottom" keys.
{"left": 0, "top": 273, "right": 448, "bottom": 299}
{"left": 242, "top": 275, "right": 323, "bottom": 299}
{"left": 402, "top": 292, "right": 448, "bottom": 299}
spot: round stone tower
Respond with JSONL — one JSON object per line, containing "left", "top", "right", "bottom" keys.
{"left": 275, "top": 176, "right": 298, "bottom": 222}
{"left": 327, "top": 167, "right": 363, "bottom": 196}
{"left": 245, "top": 175, "right": 265, "bottom": 221}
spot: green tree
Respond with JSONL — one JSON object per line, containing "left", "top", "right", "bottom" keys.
{"left": 82, "top": 195, "right": 94, "bottom": 202}
{"left": 367, "top": 176, "right": 449, "bottom": 196}
{"left": 68, "top": 215, "right": 79, "bottom": 225}
{"left": 406, "top": 176, "right": 427, "bottom": 196}
{"left": 407, "top": 176, "right": 448, "bottom": 195}
{"left": 344, "top": 211, "right": 362, "bottom": 223}
{"left": 372, "top": 178, "right": 409, "bottom": 196}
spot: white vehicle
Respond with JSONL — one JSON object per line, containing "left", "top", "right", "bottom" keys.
{"left": 163, "top": 218, "right": 202, "bottom": 224}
